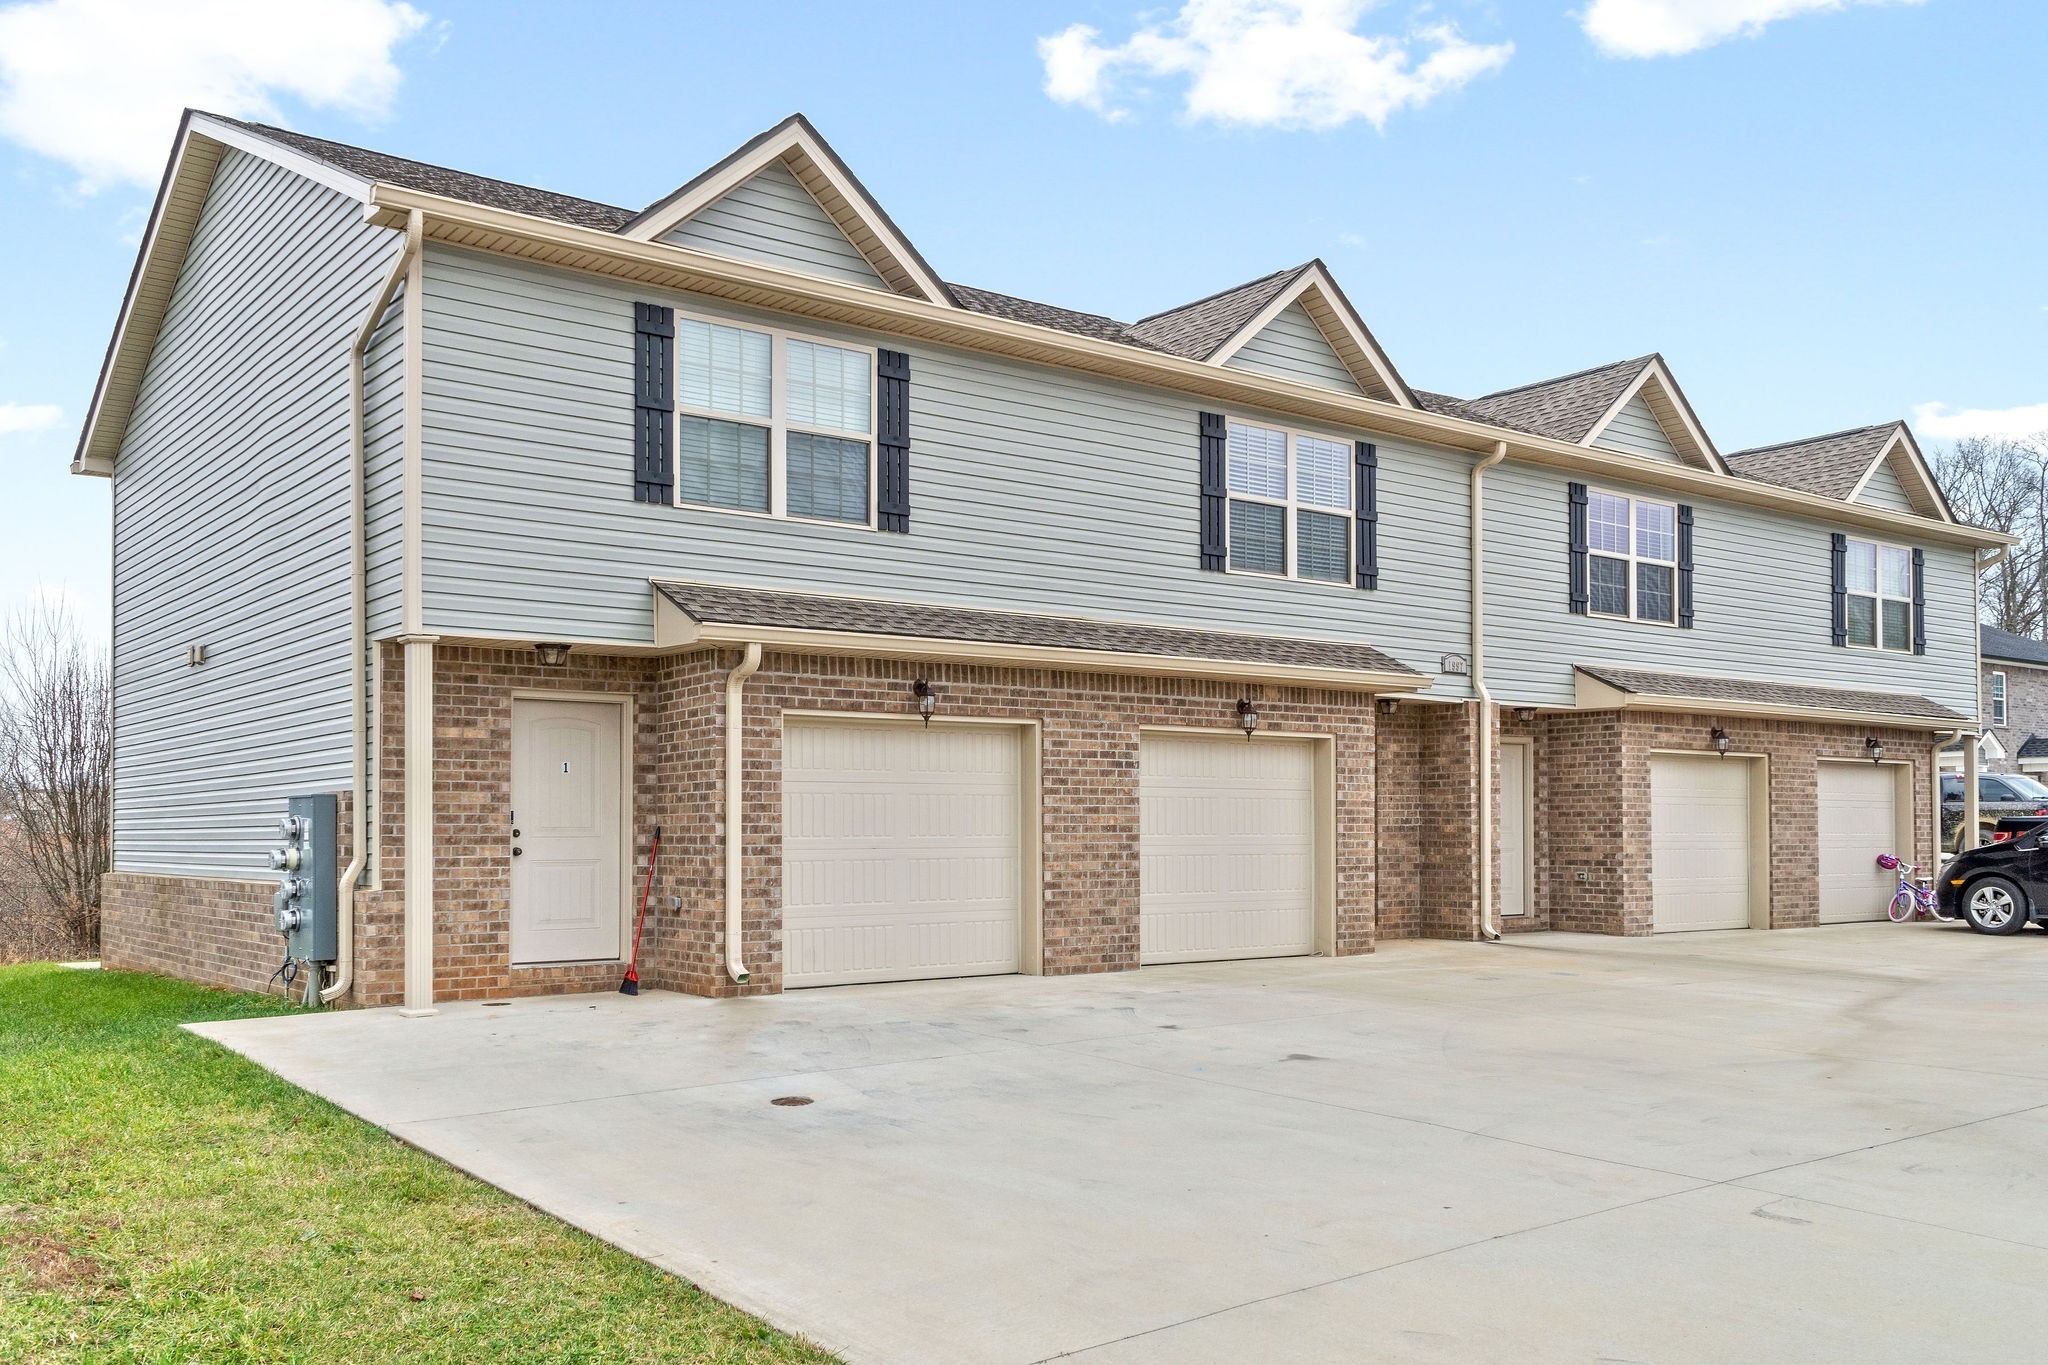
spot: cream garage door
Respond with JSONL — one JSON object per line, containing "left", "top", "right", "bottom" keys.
{"left": 782, "top": 720, "right": 1021, "bottom": 988}
{"left": 1140, "top": 735, "right": 1316, "bottom": 964}
{"left": 1818, "top": 762, "right": 1900, "bottom": 924}
{"left": 1650, "top": 754, "right": 1753, "bottom": 932}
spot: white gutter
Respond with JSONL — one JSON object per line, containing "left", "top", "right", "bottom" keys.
{"left": 723, "top": 642, "right": 763, "bottom": 985}
{"left": 1472, "top": 441, "right": 1507, "bottom": 942}
{"left": 323, "top": 206, "right": 422, "bottom": 1006}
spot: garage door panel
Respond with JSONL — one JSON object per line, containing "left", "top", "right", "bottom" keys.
{"left": 1818, "top": 763, "right": 1898, "bottom": 924}
{"left": 1140, "top": 736, "right": 1317, "bottom": 964}
{"left": 1650, "top": 755, "right": 1753, "bottom": 933}
{"left": 784, "top": 721, "right": 1021, "bottom": 988}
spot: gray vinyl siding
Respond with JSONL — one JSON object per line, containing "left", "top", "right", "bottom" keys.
{"left": 1855, "top": 459, "right": 1915, "bottom": 513}
{"left": 660, "top": 161, "right": 887, "bottom": 289}
{"left": 1223, "top": 303, "right": 1364, "bottom": 395}
{"left": 416, "top": 246, "right": 1476, "bottom": 695}
{"left": 110, "top": 149, "right": 399, "bottom": 876}
{"left": 1591, "top": 393, "right": 1681, "bottom": 463}
{"left": 1482, "top": 462, "right": 1979, "bottom": 715}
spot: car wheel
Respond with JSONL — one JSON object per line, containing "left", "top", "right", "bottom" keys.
{"left": 1963, "top": 876, "right": 2030, "bottom": 936}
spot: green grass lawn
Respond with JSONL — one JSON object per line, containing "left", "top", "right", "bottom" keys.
{"left": 0, "top": 964, "right": 835, "bottom": 1363}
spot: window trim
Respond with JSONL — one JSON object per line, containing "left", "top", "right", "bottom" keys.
{"left": 1583, "top": 486, "right": 1680, "bottom": 627}
{"left": 1991, "top": 670, "right": 2007, "bottom": 728}
{"left": 1220, "top": 414, "right": 1358, "bottom": 586}
{"left": 1841, "top": 535, "right": 1914, "bottom": 653}
{"left": 669, "top": 308, "right": 879, "bottom": 528}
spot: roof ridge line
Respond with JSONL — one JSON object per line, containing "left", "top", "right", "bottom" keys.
{"left": 1470, "top": 354, "right": 1655, "bottom": 403}
{"left": 1131, "top": 262, "right": 1310, "bottom": 326}
{"left": 1726, "top": 420, "right": 1902, "bottom": 459}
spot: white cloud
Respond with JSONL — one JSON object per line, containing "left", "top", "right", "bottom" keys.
{"left": 1038, "top": 1, "right": 1513, "bottom": 130}
{"left": 1578, "top": 0, "right": 1923, "bottom": 59}
{"left": 0, "top": 402, "right": 61, "bottom": 435}
{"left": 1912, "top": 401, "right": 2048, "bottom": 442}
{"left": 0, "top": 0, "right": 430, "bottom": 192}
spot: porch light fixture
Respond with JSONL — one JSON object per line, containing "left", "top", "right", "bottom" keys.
{"left": 1711, "top": 727, "right": 1730, "bottom": 757}
{"left": 1514, "top": 707, "right": 1537, "bottom": 723}
{"left": 534, "top": 642, "right": 571, "bottom": 668}
{"left": 913, "top": 679, "right": 937, "bottom": 726}
{"left": 1237, "top": 699, "right": 1261, "bottom": 740}
{"left": 1866, "top": 737, "right": 1885, "bottom": 764}
{"left": 1378, "top": 698, "right": 1400, "bottom": 715}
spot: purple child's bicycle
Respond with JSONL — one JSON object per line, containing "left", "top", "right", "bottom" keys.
{"left": 1877, "top": 853, "right": 1952, "bottom": 923}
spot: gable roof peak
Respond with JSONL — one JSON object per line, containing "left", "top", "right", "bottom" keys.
{"left": 620, "top": 112, "right": 951, "bottom": 305}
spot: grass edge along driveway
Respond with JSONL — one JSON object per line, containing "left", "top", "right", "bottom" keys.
{"left": 0, "top": 964, "right": 834, "bottom": 1363}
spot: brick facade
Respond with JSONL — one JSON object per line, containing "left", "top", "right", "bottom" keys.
{"left": 99, "top": 642, "right": 1940, "bottom": 1002}
{"left": 1488, "top": 709, "right": 1934, "bottom": 935}
{"left": 1978, "top": 658, "right": 2048, "bottom": 775}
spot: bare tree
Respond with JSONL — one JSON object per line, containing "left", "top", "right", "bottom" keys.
{"left": 0, "top": 602, "right": 111, "bottom": 958}
{"left": 1932, "top": 435, "right": 2048, "bottom": 636}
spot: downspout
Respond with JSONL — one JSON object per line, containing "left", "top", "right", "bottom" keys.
{"left": 1472, "top": 441, "right": 1508, "bottom": 942}
{"left": 323, "top": 207, "right": 423, "bottom": 1006}
{"left": 1934, "top": 728, "right": 1962, "bottom": 866}
{"left": 724, "top": 642, "right": 763, "bottom": 985}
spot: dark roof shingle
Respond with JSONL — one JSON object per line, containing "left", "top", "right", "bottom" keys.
{"left": 1126, "top": 266, "right": 1308, "bottom": 360}
{"left": 1724, "top": 423, "right": 1898, "bottom": 499}
{"left": 656, "top": 580, "right": 1420, "bottom": 678}
{"left": 1982, "top": 625, "right": 2048, "bottom": 667}
{"left": 1420, "top": 357, "right": 1652, "bottom": 443}
{"left": 1576, "top": 663, "right": 1964, "bottom": 725}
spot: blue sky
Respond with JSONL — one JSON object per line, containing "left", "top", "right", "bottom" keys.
{"left": 2, "top": 0, "right": 2043, "bottom": 636}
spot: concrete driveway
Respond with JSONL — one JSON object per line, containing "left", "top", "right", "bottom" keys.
{"left": 193, "top": 924, "right": 2048, "bottom": 1364}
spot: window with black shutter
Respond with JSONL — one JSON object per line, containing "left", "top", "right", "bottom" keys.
{"left": 632, "top": 303, "right": 674, "bottom": 502}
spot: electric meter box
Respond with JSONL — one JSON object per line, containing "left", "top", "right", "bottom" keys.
{"left": 279, "top": 793, "right": 338, "bottom": 963}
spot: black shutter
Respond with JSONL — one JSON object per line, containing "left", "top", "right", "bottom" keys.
{"left": 1354, "top": 441, "right": 1378, "bottom": 590}
{"left": 1199, "top": 412, "right": 1228, "bottom": 571}
{"left": 632, "top": 303, "right": 674, "bottom": 502}
{"left": 1829, "top": 533, "right": 1848, "bottom": 646}
{"left": 1911, "top": 547, "right": 1926, "bottom": 655}
{"left": 1676, "top": 503, "right": 1695, "bottom": 629}
{"left": 1567, "top": 482, "right": 1589, "bottom": 615}
{"left": 876, "top": 349, "right": 911, "bottom": 532}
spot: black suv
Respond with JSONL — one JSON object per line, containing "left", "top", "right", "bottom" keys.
{"left": 1940, "top": 772, "right": 2048, "bottom": 851}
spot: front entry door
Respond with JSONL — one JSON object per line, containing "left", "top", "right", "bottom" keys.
{"left": 511, "top": 698, "right": 624, "bottom": 964}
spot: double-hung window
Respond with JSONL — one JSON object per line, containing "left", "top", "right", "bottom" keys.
{"left": 1991, "top": 670, "right": 2008, "bottom": 727}
{"left": 1586, "top": 490, "right": 1678, "bottom": 624}
{"left": 1225, "top": 419, "right": 1352, "bottom": 583}
{"left": 673, "top": 315, "right": 875, "bottom": 525}
{"left": 1843, "top": 538, "right": 1913, "bottom": 651}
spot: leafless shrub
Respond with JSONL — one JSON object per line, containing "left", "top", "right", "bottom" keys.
{"left": 0, "top": 602, "right": 111, "bottom": 960}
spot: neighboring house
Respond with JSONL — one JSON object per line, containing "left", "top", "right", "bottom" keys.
{"left": 1959, "top": 625, "right": 2048, "bottom": 776}
{"left": 75, "top": 111, "right": 2003, "bottom": 1010}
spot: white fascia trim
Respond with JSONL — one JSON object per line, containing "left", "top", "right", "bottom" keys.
{"left": 186, "top": 114, "right": 374, "bottom": 200}
{"left": 1580, "top": 358, "right": 1727, "bottom": 475}
{"left": 1204, "top": 263, "right": 1412, "bottom": 409}
{"left": 618, "top": 123, "right": 948, "bottom": 305}
{"left": 1844, "top": 425, "right": 1954, "bottom": 524}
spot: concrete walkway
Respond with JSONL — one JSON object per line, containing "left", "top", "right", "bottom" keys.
{"left": 193, "top": 924, "right": 2048, "bottom": 1364}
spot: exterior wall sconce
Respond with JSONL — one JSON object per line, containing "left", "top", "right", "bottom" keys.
{"left": 1236, "top": 699, "right": 1261, "bottom": 740}
{"left": 534, "top": 642, "right": 571, "bottom": 667}
{"left": 1866, "top": 737, "right": 1885, "bottom": 763}
{"left": 1378, "top": 697, "right": 1399, "bottom": 715}
{"left": 1514, "top": 707, "right": 1537, "bottom": 723}
{"left": 913, "top": 679, "right": 937, "bottom": 726}
{"left": 1711, "top": 727, "right": 1730, "bottom": 757}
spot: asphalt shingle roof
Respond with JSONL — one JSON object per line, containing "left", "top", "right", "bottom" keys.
{"left": 2019, "top": 734, "right": 2048, "bottom": 759}
{"left": 655, "top": 580, "right": 1420, "bottom": 678}
{"left": 1724, "top": 423, "right": 1898, "bottom": 500}
{"left": 1576, "top": 663, "right": 1964, "bottom": 725}
{"left": 1126, "top": 266, "right": 1309, "bottom": 361}
{"left": 1982, "top": 624, "right": 2048, "bottom": 667}
{"left": 1417, "top": 357, "right": 1652, "bottom": 444}
{"left": 946, "top": 284, "right": 1170, "bottom": 352}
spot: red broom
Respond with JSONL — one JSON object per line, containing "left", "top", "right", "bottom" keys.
{"left": 620, "top": 825, "right": 660, "bottom": 995}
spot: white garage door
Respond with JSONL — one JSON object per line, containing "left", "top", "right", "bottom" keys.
{"left": 1818, "top": 762, "right": 1900, "bottom": 924}
{"left": 782, "top": 721, "right": 1021, "bottom": 988}
{"left": 1140, "top": 735, "right": 1316, "bottom": 964}
{"left": 1650, "top": 754, "right": 1753, "bottom": 932}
